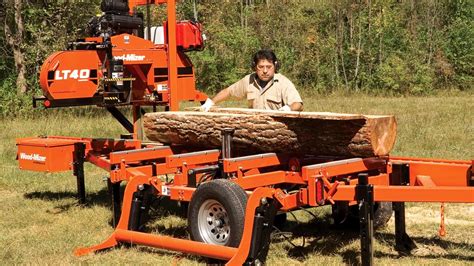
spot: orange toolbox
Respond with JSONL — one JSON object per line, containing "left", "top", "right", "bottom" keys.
{"left": 16, "top": 137, "right": 80, "bottom": 172}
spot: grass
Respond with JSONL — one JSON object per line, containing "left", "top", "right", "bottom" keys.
{"left": 0, "top": 94, "right": 473, "bottom": 264}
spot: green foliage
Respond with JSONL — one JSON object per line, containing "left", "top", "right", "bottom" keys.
{"left": 189, "top": 27, "right": 260, "bottom": 93}
{"left": 186, "top": 0, "right": 473, "bottom": 95}
{"left": 0, "top": 0, "right": 101, "bottom": 116}
{"left": 444, "top": 3, "right": 474, "bottom": 89}
{"left": 0, "top": 0, "right": 472, "bottom": 117}
{"left": 0, "top": 77, "right": 37, "bottom": 117}
{"left": 371, "top": 55, "right": 435, "bottom": 95}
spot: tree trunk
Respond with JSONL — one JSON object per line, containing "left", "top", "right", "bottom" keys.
{"left": 3, "top": 0, "right": 26, "bottom": 94}
{"left": 143, "top": 108, "right": 397, "bottom": 158}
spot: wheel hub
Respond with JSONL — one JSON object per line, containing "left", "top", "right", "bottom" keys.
{"left": 198, "top": 199, "right": 230, "bottom": 245}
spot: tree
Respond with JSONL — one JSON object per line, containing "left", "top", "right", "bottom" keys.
{"left": 3, "top": 0, "right": 26, "bottom": 94}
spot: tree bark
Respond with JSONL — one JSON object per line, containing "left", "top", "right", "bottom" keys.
{"left": 143, "top": 108, "right": 397, "bottom": 158}
{"left": 3, "top": 0, "right": 26, "bottom": 94}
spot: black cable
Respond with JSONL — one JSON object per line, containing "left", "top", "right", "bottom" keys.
{"left": 272, "top": 226, "right": 303, "bottom": 249}
{"left": 271, "top": 210, "right": 306, "bottom": 249}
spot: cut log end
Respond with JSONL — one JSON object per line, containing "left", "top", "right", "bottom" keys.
{"left": 369, "top": 116, "right": 397, "bottom": 156}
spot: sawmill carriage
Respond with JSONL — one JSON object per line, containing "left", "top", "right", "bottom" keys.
{"left": 15, "top": 0, "right": 474, "bottom": 265}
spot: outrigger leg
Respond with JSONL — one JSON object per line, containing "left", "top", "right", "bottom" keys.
{"left": 107, "top": 179, "right": 122, "bottom": 227}
{"left": 74, "top": 172, "right": 278, "bottom": 265}
{"left": 391, "top": 163, "right": 416, "bottom": 254}
{"left": 73, "top": 143, "right": 87, "bottom": 204}
{"left": 357, "top": 173, "right": 374, "bottom": 266}
{"left": 393, "top": 202, "right": 416, "bottom": 254}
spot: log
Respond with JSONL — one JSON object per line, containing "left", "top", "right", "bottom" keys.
{"left": 143, "top": 108, "right": 397, "bottom": 157}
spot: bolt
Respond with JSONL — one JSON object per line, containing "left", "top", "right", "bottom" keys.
{"left": 137, "top": 184, "right": 145, "bottom": 191}
{"left": 260, "top": 197, "right": 268, "bottom": 205}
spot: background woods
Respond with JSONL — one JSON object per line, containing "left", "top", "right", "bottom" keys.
{"left": 0, "top": 0, "right": 472, "bottom": 116}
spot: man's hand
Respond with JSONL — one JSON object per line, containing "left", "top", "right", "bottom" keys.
{"left": 278, "top": 105, "right": 291, "bottom": 112}
{"left": 200, "top": 98, "right": 214, "bottom": 112}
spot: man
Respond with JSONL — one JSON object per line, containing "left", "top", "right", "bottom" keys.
{"left": 200, "top": 49, "right": 303, "bottom": 112}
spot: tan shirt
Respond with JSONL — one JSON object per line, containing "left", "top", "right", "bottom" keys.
{"left": 228, "top": 73, "right": 302, "bottom": 110}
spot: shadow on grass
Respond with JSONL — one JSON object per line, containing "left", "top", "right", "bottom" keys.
{"left": 275, "top": 215, "right": 474, "bottom": 264}
{"left": 273, "top": 215, "right": 361, "bottom": 265}
{"left": 24, "top": 186, "right": 120, "bottom": 227}
{"left": 375, "top": 233, "right": 474, "bottom": 262}
{"left": 24, "top": 187, "right": 112, "bottom": 209}
{"left": 23, "top": 187, "right": 189, "bottom": 228}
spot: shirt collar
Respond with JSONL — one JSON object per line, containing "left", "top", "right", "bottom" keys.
{"left": 251, "top": 73, "right": 279, "bottom": 93}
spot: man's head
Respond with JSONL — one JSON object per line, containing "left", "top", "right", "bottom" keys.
{"left": 252, "top": 49, "right": 279, "bottom": 82}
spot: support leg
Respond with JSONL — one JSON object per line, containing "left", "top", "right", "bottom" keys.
{"left": 128, "top": 184, "right": 152, "bottom": 232}
{"left": 73, "top": 143, "right": 86, "bottom": 205}
{"left": 245, "top": 199, "right": 277, "bottom": 265}
{"left": 357, "top": 173, "right": 374, "bottom": 266}
{"left": 107, "top": 179, "right": 122, "bottom": 227}
{"left": 393, "top": 202, "right": 416, "bottom": 254}
{"left": 133, "top": 105, "right": 143, "bottom": 140}
{"left": 391, "top": 163, "right": 416, "bottom": 254}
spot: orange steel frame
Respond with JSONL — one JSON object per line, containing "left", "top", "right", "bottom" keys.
{"left": 16, "top": 134, "right": 474, "bottom": 264}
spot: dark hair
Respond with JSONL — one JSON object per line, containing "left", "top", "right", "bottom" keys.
{"left": 252, "top": 49, "right": 279, "bottom": 72}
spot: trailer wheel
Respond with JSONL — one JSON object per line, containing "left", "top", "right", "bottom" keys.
{"left": 332, "top": 201, "right": 393, "bottom": 230}
{"left": 373, "top": 202, "right": 393, "bottom": 229}
{"left": 188, "top": 179, "right": 247, "bottom": 247}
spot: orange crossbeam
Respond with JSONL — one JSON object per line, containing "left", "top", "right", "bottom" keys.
{"left": 223, "top": 153, "right": 280, "bottom": 172}
{"left": 233, "top": 171, "right": 305, "bottom": 189}
{"left": 114, "top": 229, "right": 237, "bottom": 260}
{"left": 391, "top": 157, "right": 471, "bottom": 186}
{"left": 109, "top": 146, "right": 172, "bottom": 164}
{"left": 332, "top": 185, "right": 474, "bottom": 203}
{"left": 166, "top": 149, "right": 220, "bottom": 167}
{"left": 302, "top": 157, "right": 386, "bottom": 181}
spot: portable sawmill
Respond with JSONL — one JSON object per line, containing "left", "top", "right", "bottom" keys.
{"left": 15, "top": 1, "right": 474, "bottom": 265}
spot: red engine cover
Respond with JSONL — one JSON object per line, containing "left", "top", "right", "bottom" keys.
{"left": 165, "top": 21, "right": 204, "bottom": 51}
{"left": 39, "top": 51, "right": 103, "bottom": 100}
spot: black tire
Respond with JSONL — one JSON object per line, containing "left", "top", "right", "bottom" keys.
{"left": 188, "top": 179, "right": 247, "bottom": 247}
{"left": 372, "top": 202, "right": 393, "bottom": 229}
{"left": 332, "top": 201, "right": 393, "bottom": 230}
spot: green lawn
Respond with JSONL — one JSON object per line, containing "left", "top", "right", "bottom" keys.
{"left": 0, "top": 94, "right": 472, "bottom": 264}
